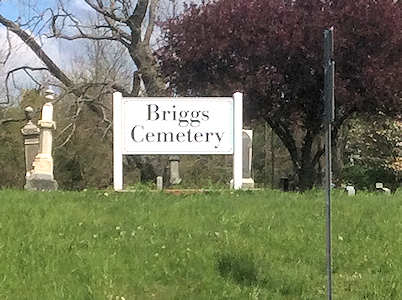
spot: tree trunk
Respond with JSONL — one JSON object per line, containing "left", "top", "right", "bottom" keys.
{"left": 268, "top": 116, "right": 322, "bottom": 191}
{"left": 129, "top": 43, "right": 167, "bottom": 97}
{"left": 297, "top": 158, "right": 318, "bottom": 192}
{"left": 331, "top": 125, "right": 344, "bottom": 186}
{"left": 298, "top": 129, "right": 320, "bottom": 191}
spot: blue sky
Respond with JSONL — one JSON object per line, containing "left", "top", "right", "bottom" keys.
{"left": 0, "top": 0, "right": 191, "bottom": 102}
{"left": 0, "top": 0, "right": 56, "bottom": 21}
{"left": 0, "top": 0, "right": 82, "bottom": 102}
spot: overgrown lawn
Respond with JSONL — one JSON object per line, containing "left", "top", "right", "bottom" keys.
{"left": 0, "top": 188, "right": 401, "bottom": 299}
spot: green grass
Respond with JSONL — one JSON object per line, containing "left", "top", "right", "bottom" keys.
{"left": 0, "top": 188, "right": 402, "bottom": 299}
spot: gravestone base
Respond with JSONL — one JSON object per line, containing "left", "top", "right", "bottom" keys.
{"left": 242, "top": 178, "right": 255, "bottom": 189}
{"left": 25, "top": 173, "right": 58, "bottom": 191}
{"left": 230, "top": 178, "right": 255, "bottom": 189}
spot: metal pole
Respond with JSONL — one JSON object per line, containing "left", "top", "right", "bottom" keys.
{"left": 324, "top": 27, "right": 334, "bottom": 300}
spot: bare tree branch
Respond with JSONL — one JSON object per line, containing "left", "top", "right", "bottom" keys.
{"left": 56, "top": 121, "right": 77, "bottom": 148}
{"left": 55, "top": 97, "right": 83, "bottom": 148}
{"left": 103, "top": 16, "right": 132, "bottom": 43}
{"left": 100, "top": 105, "right": 112, "bottom": 140}
{"left": 0, "top": 14, "right": 74, "bottom": 89}
{"left": 0, "top": 28, "right": 12, "bottom": 65}
{"left": 4, "top": 66, "right": 48, "bottom": 103}
{"left": 144, "top": 0, "right": 159, "bottom": 45}
{"left": 0, "top": 118, "right": 24, "bottom": 126}
{"left": 84, "top": 0, "right": 124, "bottom": 22}
{"left": 128, "top": 0, "right": 149, "bottom": 42}
{"left": 50, "top": 3, "right": 132, "bottom": 46}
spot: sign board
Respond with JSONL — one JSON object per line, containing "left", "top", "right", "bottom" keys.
{"left": 122, "top": 98, "right": 234, "bottom": 154}
{"left": 113, "top": 92, "right": 243, "bottom": 190}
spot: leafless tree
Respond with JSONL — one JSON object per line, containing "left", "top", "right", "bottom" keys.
{"left": 0, "top": 0, "right": 167, "bottom": 143}
{"left": 0, "top": 0, "right": 185, "bottom": 184}
{"left": 0, "top": 0, "right": 165, "bottom": 98}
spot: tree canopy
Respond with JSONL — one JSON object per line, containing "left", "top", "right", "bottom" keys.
{"left": 159, "top": 0, "right": 402, "bottom": 190}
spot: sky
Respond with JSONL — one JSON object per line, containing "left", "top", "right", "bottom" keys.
{"left": 0, "top": 0, "right": 194, "bottom": 104}
{"left": 0, "top": 0, "right": 50, "bottom": 20}
{"left": 0, "top": 0, "right": 97, "bottom": 104}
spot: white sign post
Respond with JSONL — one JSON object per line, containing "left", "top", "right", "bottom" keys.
{"left": 113, "top": 92, "right": 243, "bottom": 190}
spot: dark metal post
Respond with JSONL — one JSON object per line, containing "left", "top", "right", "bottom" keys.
{"left": 324, "top": 27, "right": 334, "bottom": 300}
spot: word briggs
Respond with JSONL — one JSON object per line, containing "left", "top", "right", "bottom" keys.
{"left": 147, "top": 104, "right": 209, "bottom": 127}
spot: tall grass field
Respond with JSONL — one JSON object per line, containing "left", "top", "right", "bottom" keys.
{"left": 0, "top": 188, "right": 401, "bottom": 299}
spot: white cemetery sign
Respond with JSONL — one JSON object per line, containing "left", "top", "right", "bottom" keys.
{"left": 113, "top": 92, "right": 243, "bottom": 190}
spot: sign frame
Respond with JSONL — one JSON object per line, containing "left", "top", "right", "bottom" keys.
{"left": 113, "top": 92, "right": 243, "bottom": 190}
{"left": 122, "top": 97, "right": 234, "bottom": 155}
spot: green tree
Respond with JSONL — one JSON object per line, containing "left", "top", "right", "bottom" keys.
{"left": 0, "top": 89, "right": 45, "bottom": 188}
{"left": 159, "top": 0, "right": 402, "bottom": 190}
{"left": 341, "top": 114, "right": 402, "bottom": 191}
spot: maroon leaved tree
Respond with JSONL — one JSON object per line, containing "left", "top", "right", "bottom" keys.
{"left": 159, "top": 0, "right": 402, "bottom": 191}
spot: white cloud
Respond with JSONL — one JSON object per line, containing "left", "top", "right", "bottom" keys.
{"left": 0, "top": 25, "right": 71, "bottom": 104}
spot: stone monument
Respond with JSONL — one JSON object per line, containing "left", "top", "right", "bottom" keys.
{"left": 169, "top": 155, "right": 182, "bottom": 185}
{"left": 25, "top": 89, "right": 58, "bottom": 191}
{"left": 21, "top": 107, "right": 40, "bottom": 178}
{"left": 230, "top": 129, "right": 255, "bottom": 189}
{"left": 242, "top": 130, "right": 254, "bottom": 189}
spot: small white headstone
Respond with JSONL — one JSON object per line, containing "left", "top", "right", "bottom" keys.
{"left": 346, "top": 185, "right": 355, "bottom": 196}
{"left": 157, "top": 176, "right": 163, "bottom": 190}
{"left": 383, "top": 187, "right": 391, "bottom": 194}
{"left": 376, "top": 182, "right": 391, "bottom": 194}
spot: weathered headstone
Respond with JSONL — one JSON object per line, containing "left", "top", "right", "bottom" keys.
{"left": 230, "top": 130, "right": 255, "bottom": 189}
{"left": 157, "top": 176, "right": 163, "bottom": 190}
{"left": 21, "top": 107, "right": 40, "bottom": 179}
{"left": 25, "top": 90, "right": 58, "bottom": 191}
{"left": 242, "top": 130, "right": 254, "bottom": 189}
{"left": 345, "top": 185, "right": 355, "bottom": 196}
{"left": 169, "top": 155, "right": 182, "bottom": 185}
{"left": 376, "top": 182, "right": 391, "bottom": 194}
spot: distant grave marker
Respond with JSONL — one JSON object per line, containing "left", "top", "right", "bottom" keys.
{"left": 169, "top": 155, "right": 181, "bottom": 185}
{"left": 376, "top": 182, "right": 391, "bottom": 194}
{"left": 345, "top": 185, "right": 355, "bottom": 196}
{"left": 24, "top": 90, "right": 58, "bottom": 191}
{"left": 21, "top": 106, "right": 40, "bottom": 179}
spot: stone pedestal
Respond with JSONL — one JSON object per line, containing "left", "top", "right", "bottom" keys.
{"left": 25, "top": 93, "right": 58, "bottom": 191}
{"left": 21, "top": 107, "right": 40, "bottom": 178}
{"left": 32, "top": 119, "right": 55, "bottom": 174}
{"left": 25, "top": 173, "right": 58, "bottom": 191}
